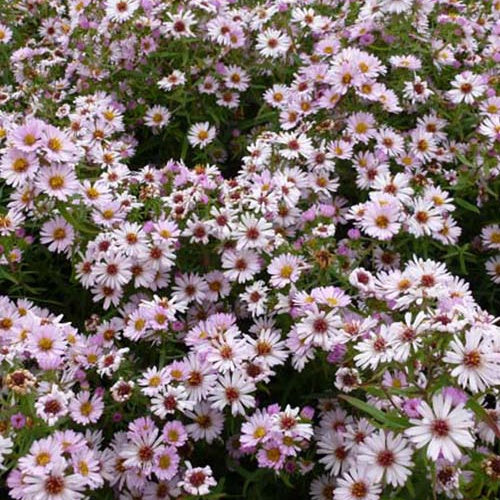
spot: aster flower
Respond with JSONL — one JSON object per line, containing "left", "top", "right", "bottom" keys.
{"left": 447, "top": 72, "right": 486, "bottom": 104}
{"left": 297, "top": 307, "right": 342, "bottom": 350}
{"left": 0, "top": 23, "right": 13, "bottom": 44}
{"left": 443, "top": 330, "right": 500, "bottom": 393}
{"left": 105, "top": 0, "right": 139, "bottom": 23}
{"left": 256, "top": 29, "right": 291, "bottom": 58}
{"left": 40, "top": 216, "right": 75, "bottom": 254}
{"left": 179, "top": 462, "right": 216, "bottom": 496}
{"left": 69, "top": 391, "right": 104, "bottom": 425}
{"left": 10, "top": 119, "right": 44, "bottom": 152}
{"left": 35, "top": 164, "right": 80, "bottom": 201}
{"left": 185, "top": 402, "right": 225, "bottom": 443}
{"left": 208, "top": 371, "right": 256, "bottom": 416}
{"left": 0, "top": 148, "right": 38, "bottom": 187}
{"left": 267, "top": 253, "right": 306, "bottom": 288}
{"left": 187, "top": 122, "right": 217, "bottom": 148}
{"left": 35, "top": 386, "right": 69, "bottom": 426}
{"left": 358, "top": 430, "right": 413, "bottom": 486}
{"left": 333, "top": 465, "right": 382, "bottom": 500}
{"left": 144, "top": 106, "right": 171, "bottom": 130}
{"left": 153, "top": 446, "right": 180, "bottom": 480}
{"left": 23, "top": 460, "right": 85, "bottom": 500}
{"left": 405, "top": 393, "right": 475, "bottom": 462}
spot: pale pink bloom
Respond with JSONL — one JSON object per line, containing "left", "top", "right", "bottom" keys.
{"left": 267, "top": 253, "right": 306, "bottom": 288}
{"left": 179, "top": 462, "right": 216, "bottom": 496}
{"left": 40, "top": 216, "right": 75, "bottom": 254}
{"left": 447, "top": 72, "right": 486, "bottom": 104}
{"left": 405, "top": 393, "right": 475, "bottom": 462}
{"left": 358, "top": 430, "right": 413, "bottom": 486}
{"left": 187, "top": 122, "right": 217, "bottom": 148}
{"left": 208, "top": 371, "right": 256, "bottom": 416}
{"left": 106, "top": 0, "right": 139, "bottom": 23}
{"left": 333, "top": 465, "right": 382, "bottom": 500}
{"left": 23, "top": 460, "right": 85, "bottom": 500}
{"left": 443, "top": 330, "right": 500, "bottom": 393}
{"left": 35, "top": 164, "right": 80, "bottom": 200}
{"left": 69, "top": 391, "right": 104, "bottom": 425}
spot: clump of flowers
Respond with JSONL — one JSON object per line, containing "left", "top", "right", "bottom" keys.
{"left": 0, "top": 0, "right": 499, "bottom": 499}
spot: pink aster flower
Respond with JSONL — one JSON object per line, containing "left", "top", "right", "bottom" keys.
{"left": 267, "top": 253, "right": 306, "bottom": 288}
{"left": 35, "top": 164, "right": 80, "bottom": 201}
{"left": 10, "top": 119, "right": 45, "bottom": 152}
{"left": 40, "top": 216, "right": 75, "bottom": 254}
{"left": 69, "top": 391, "right": 104, "bottom": 425}
{"left": 179, "top": 462, "right": 216, "bottom": 496}
{"left": 405, "top": 393, "right": 475, "bottom": 462}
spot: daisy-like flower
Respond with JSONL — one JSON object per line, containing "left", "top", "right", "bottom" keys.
{"left": 276, "top": 132, "right": 314, "bottom": 159}
{"left": 268, "top": 253, "right": 306, "bottom": 288}
{"left": 485, "top": 256, "right": 500, "bottom": 284}
{"left": 105, "top": 0, "right": 139, "bottom": 23}
{"left": 405, "top": 393, "right": 475, "bottom": 462}
{"left": 403, "top": 76, "right": 433, "bottom": 104}
{"left": 35, "top": 386, "right": 69, "bottom": 426}
{"left": 346, "top": 112, "right": 376, "bottom": 144}
{"left": 240, "top": 408, "right": 274, "bottom": 449}
{"left": 389, "top": 55, "right": 422, "bottom": 70}
{"left": 240, "top": 281, "right": 269, "bottom": 317}
{"left": 69, "top": 391, "right": 104, "bottom": 425}
{"left": 28, "top": 324, "right": 66, "bottom": 370}
{"left": 164, "top": 10, "right": 196, "bottom": 39}
{"left": 138, "top": 366, "right": 170, "bottom": 396}
{"left": 0, "top": 23, "right": 13, "bottom": 44}
{"left": 222, "top": 249, "right": 261, "bottom": 283}
{"left": 179, "top": 462, "right": 216, "bottom": 496}
{"left": 478, "top": 115, "right": 500, "bottom": 143}
{"left": 158, "top": 70, "right": 186, "bottom": 91}
{"left": 354, "top": 329, "right": 396, "bottom": 370}
{"left": 256, "top": 28, "right": 291, "bottom": 58}
{"left": 224, "top": 65, "right": 250, "bottom": 91}
{"left": 153, "top": 445, "right": 179, "bottom": 480}
{"left": 17, "top": 436, "right": 62, "bottom": 474}
{"left": 172, "top": 272, "right": 208, "bottom": 304}
{"left": 358, "top": 430, "right": 413, "bottom": 486}
{"left": 360, "top": 198, "right": 401, "bottom": 240}
{"left": 35, "top": 164, "right": 80, "bottom": 201}
{"left": 40, "top": 216, "right": 75, "bottom": 254}
{"left": 333, "top": 465, "right": 382, "bottom": 500}
{"left": 208, "top": 371, "right": 256, "bottom": 416}
{"left": 144, "top": 105, "right": 171, "bottom": 129}
{"left": 233, "top": 215, "right": 274, "bottom": 250}
{"left": 185, "top": 402, "right": 225, "bottom": 443}
{"left": 407, "top": 198, "right": 442, "bottom": 237}
{"left": 443, "top": 330, "right": 500, "bottom": 393}
{"left": 334, "top": 367, "right": 361, "bottom": 393}
{"left": 93, "top": 253, "right": 132, "bottom": 290}
{"left": 296, "top": 306, "right": 341, "bottom": 350}
{"left": 447, "top": 71, "right": 486, "bottom": 104}
{"left": 162, "top": 420, "right": 188, "bottom": 448}
{"left": 11, "top": 119, "right": 44, "bottom": 152}
{"left": 481, "top": 224, "right": 500, "bottom": 250}
{"left": 120, "top": 427, "right": 163, "bottom": 474}
{"left": 23, "top": 460, "right": 85, "bottom": 500}
{"left": 310, "top": 474, "right": 336, "bottom": 500}
{"left": 187, "top": 122, "right": 217, "bottom": 148}
{"left": 41, "top": 125, "right": 77, "bottom": 162}
{"left": 0, "top": 148, "right": 38, "bottom": 187}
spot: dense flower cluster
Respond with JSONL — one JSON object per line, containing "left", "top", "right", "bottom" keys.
{"left": 0, "top": 0, "right": 499, "bottom": 499}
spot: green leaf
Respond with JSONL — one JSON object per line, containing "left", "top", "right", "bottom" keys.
{"left": 454, "top": 197, "right": 480, "bottom": 214}
{"left": 339, "top": 395, "right": 409, "bottom": 430}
